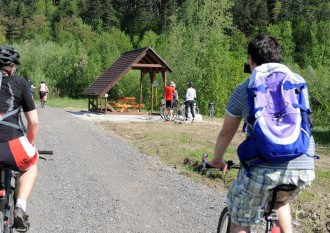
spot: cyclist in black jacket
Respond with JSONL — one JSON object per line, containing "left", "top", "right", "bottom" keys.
{"left": 0, "top": 45, "right": 39, "bottom": 231}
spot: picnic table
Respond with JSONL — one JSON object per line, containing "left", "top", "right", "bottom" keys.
{"left": 108, "top": 97, "right": 144, "bottom": 112}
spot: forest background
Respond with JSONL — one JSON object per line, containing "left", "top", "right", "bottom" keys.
{"left": 0, "top": 0, "right": 330, "bottom": 129}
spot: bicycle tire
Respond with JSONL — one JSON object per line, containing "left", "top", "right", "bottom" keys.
{"left": 0, "top": 200, "right": 5, "bottom": 233}
{"left": 217, "top": 207, "right": 231, "bottom": 233}
{"left": 209, "top": 106, "right": 215, "bottom": 118}
{"left": 160, "top": 106, "right": 166, "bottom": 119}
{"left": 4, "top": 188, "right": 14, "bottom": 233}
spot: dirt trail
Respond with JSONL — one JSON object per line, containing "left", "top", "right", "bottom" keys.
{"left": 29, "top": 107, "right": 226, "bottom": 233}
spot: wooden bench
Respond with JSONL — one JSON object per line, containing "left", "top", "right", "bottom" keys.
{"left": 108, "top": 97, "right": 145, "bottom": 112}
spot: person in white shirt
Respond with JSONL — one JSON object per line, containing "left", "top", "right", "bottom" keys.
{"left": 185, "top": 81, "right": 196, "bottom": 122}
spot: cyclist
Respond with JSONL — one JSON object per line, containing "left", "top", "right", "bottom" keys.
{"left": 38, "top": 80, "right": 49, "bottom": 108}
{"left": 208, "top": 35, "right": 315, "bottom": 233}
{"left": 185, "top": 81, "right": 196, "bottom": 122}
{"left": 164, "top": 81, "right": 175, "bottom": 121}
{"left": 0, "top": 45, "right": 39, "bottom": 231}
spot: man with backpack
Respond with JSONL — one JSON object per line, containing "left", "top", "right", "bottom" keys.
{"left": 0, "top": 45, "right": 39, "bottom": 231}
{"left": 208, "top": 35, "right": 315, "bottom": 233}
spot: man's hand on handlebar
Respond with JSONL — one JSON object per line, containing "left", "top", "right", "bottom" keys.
{"left": 198, "top": 153, "right": 228, "bottom": 175}
{"left": 208, "top": 158, "right": 228, "bottom": 175}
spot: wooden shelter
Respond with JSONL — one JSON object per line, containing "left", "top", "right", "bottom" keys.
{"left": 82, "top": 47, "right": 173, "bottom": 114}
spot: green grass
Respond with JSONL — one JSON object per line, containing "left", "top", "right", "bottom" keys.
{"left": 44, "top": 97, "right": 88, "bottom": 109}
{"left": 313, "top": 126, "right": 330, "bottom": 145}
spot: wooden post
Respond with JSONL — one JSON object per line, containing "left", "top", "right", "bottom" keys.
{"left": 99, "top": 96, "right": 103, "bottom": 112}
{"left": 150, "top": 72, "right": 155, "bottom": 114}
{"left": 104, "top": 93, "right": 108, "bottom": 115}
{"left": 162, "top": 71, "right": 166, "bottom": 88}
{"left": 139, "top": 71, "right": 145, "bottom": 104}
{"left": 88, "top": 97, "right": 90, "bottom": 111}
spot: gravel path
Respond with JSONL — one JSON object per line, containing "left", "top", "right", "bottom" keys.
{"left": 29, "top": 107, "right": 226, "bottom": 233}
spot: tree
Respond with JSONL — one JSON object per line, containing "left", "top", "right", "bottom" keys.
{"left": 266, "top": 21, "right": 295, "bottom": 64}
{"left": 232, "top": 0, "right": 270, "bottom": 34}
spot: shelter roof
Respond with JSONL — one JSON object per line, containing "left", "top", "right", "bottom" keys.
{"left": 82, "top": 46, "right": 172, "bottom": 96}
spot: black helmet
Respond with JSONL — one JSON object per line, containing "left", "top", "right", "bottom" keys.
{"left": 188, "top": 81, "right": 194, "bottom": 87}
{"left": 0, "top": 45, "right": 21, "bottom": 66}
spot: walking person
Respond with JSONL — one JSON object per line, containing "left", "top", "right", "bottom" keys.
{"left": 0, "top": 45, "right": 39, "bottom": 231}
{"left": 207, "top": 35, "right": 315, "bottom": 233}
{"left": 38, "top": 80, "right": 49, "bottom": 108}
{"left": 185, "top": 81, "right": 196, "bottom": 122}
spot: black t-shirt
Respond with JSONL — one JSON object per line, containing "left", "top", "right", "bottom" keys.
{"left": 0, "top": 75, "right": 36, "bottom": 142}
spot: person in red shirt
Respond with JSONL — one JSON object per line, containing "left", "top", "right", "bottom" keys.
{"left": 164, "top": 81, "right": 175, "bottom": 121}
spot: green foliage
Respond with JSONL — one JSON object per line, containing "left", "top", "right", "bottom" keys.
{"left": 300, "top": 66, "right": 330, "bottom": 126}
{"left": 0, "top": 0, "right": 329, "bottom": 128}
{"left": 266, "top": 21, "right": 295, "bottom": 64}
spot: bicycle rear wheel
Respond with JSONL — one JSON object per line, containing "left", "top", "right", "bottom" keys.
{"left": 5, "top": 186, "right": 15, "bottom": 233}
{"left": 0, "top": 199, "right": 5, "bottom": 233}
{"left": 209, "top": 106, "right": 215, "bottom": 118}
{"left": 217, "top": 207, "right": 231, "bottom": 233}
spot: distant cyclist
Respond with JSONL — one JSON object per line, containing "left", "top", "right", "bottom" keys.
{"left": 185, "top": 81, "right": 196, "bottom": 122}
{"left": 38, "top": 80, "right": 49, "bottom": 108}
{"left": 0, "top": 45, "right": 39, "bottom": 231}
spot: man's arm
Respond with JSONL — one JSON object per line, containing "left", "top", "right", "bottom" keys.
{"left": 24, "top": 109, "right": 39, "bottom": 145}
{"left": 209, "top": 113, "right": 241, "bottom": 169}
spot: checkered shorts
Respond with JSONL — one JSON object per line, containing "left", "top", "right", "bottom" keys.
{"left": 227, "top": 167, "right": 315, "bottom": 226}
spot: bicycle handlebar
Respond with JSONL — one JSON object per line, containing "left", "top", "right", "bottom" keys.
{"left": 38, "top": 150, "right": 54, "bottom": 155}
{"left": 200, "top": 153, "right": 240, "bottom": 171}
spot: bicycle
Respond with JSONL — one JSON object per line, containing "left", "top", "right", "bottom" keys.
{"left": 0, "top": 150, "right": 53, "bottom": 233}
{"left": 159, "top": 101, "right": 185, "bottom": 120}
{"left": 160, "top": 100, "right": 200, "bottom": 121}
{"left": 209, "top": 101, "right": 216, "bottom": 118}
{"left": 199, "top": 155, "right": 297, "bottom": 233}
{"left": 39, "top": 91, "right": 48, "bottom": 108}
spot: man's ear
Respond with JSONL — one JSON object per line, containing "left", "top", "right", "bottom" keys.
{"left": 8, "top": 64, "right": 16, "bottom": 75}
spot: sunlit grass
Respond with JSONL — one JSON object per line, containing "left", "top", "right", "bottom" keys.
{"left": 44, "top": 97, "right": 88, "bottom": 110}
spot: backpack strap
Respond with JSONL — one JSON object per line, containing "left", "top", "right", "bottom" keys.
{"left": 0, "top": 72, "right": 27, "bottom": 132}
{"left": 0, "top": 107, "right": 24, "bottom": 130}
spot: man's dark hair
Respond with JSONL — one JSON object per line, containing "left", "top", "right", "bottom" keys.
{"left": 248, "top": 35, "right": 282, "bottom": 66}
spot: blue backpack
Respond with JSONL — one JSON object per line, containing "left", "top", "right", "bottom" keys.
{"left": 237, "top": 63, "right": 313, "bottom": 170}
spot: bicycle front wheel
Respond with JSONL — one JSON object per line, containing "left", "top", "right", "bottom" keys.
{"left": 217, "top": 207, "right": 231, "bottom": 233}
{"left": 160, "top": 106, "right": 166, "bottom": 119}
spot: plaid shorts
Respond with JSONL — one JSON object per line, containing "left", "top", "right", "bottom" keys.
{"left": 227, "top": 167, "right": 315, "bottom": 226}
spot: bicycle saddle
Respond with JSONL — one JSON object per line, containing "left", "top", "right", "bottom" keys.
{"left": 273, "top": 184, "right": 297, "bottom": 192}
